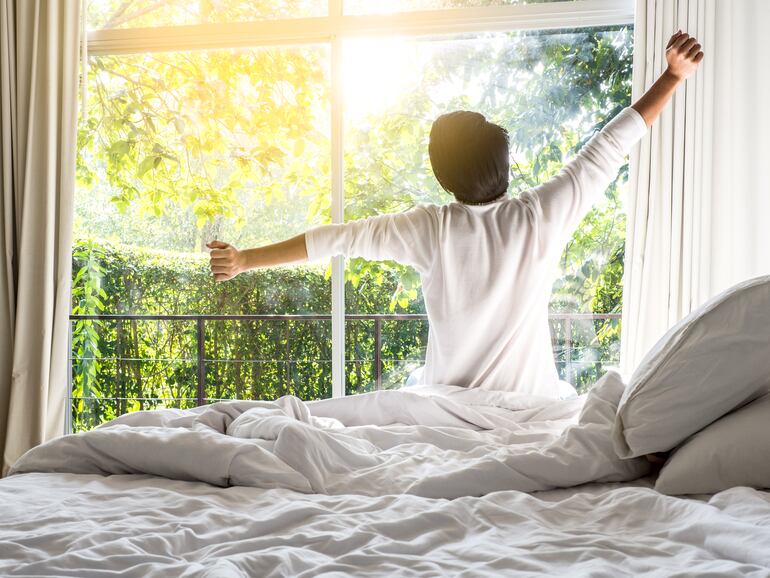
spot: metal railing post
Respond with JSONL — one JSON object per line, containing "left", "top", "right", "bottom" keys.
{"left": 66, "top": 320, "right": 73, "bottom": 435}
{"left": 565, "top": 316, "right": 573, "bottom": 383}
{"left": 374, "top": 317, "right": 382, "bottom": 390}
{"left": 285, "top": 318, "right": 291, "bottom": 396}
{"left": 196, "top": 317, "right": 205, "bottom": 406}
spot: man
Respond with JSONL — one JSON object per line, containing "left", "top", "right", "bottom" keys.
{"left": 209, "top": 31, "right": 703, "bottom": 397}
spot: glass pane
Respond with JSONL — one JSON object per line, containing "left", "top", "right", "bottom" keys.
{"left": 342, "top": 27, "right": 632, "bottom": 392}
{"left": 72, "top": 46, "right": 331, "bottom": 430}
{"left": 345, "top": 0, "right": 574, "bottom": 15}
{"left": 88, "top": 0, "right": 326, "bottom": 30}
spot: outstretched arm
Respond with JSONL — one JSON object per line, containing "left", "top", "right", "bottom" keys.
{"left": 631, "top": 30, "right": 704, "bottom": 127}
{"left": 209, "top": 206, "right": 437, "bottom": 282}
{"left": 207, "top": 235, "right": 307, "bottom": 282}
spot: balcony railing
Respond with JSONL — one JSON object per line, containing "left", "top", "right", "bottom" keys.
{"left": 68, "top": 312, "right": 620, "bottom": 430}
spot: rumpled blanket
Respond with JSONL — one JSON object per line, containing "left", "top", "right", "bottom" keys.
{"left": 10, "top": 371, "right": 651, "bottom": 498}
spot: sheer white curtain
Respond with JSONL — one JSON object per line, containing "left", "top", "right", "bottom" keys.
{"left": 0, "top": 0, "right": 81, "bottom": 475}
{"left": 621, "top": 0, "right": 770, "bottom": 374}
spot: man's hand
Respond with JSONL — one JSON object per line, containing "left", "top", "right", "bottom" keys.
{"left": 207, "top": 234, "right": 308, "bottom": 278}
{"left": 665, "top": 30, "right": 704, "bottom": 81}
{"left": 631, "top": 30, "right": 704, "bottom": 127}
{"left": 207, "top": 240, "right": 244, "bottom": 282}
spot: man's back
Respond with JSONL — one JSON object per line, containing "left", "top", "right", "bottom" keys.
{"left": 420, "top": 198, "right": 561, "bottom": 395}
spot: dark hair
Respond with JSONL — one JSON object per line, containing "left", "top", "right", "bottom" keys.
{"left": 428, "top": 111, "right": 510, "bottom": 205}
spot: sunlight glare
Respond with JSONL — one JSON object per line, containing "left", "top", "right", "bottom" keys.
{"left": 342, "top": 38, "right": 422, "bottom": 120}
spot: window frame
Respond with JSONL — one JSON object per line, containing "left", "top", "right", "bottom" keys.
{"left": 82, "top": 0, "right": 634, "bottom": 399}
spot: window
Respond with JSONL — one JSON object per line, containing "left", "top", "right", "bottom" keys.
{"left": 72, "top": 0, "right": 634, "bottom": 431}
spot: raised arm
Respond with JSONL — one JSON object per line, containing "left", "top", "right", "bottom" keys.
{"left": 207, "top": 235, "right": 307, "bottom": 282}
{"left": 631, "top": 31, "right": 704, "bottom": 126}
{"left": 523, "top": 31, "right": 703, "bottom": 255}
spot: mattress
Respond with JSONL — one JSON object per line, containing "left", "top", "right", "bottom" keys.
{"left": 2, "top": 472, "right": 770, "bottom": 577}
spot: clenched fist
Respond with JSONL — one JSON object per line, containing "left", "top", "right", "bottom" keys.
{"left": 665, "top": 30, "right": 704, "bottom": 81}
{"left": 207, "top": 240, "right": 244, "bottom": 282}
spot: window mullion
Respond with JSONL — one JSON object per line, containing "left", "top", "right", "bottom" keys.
{"left": 330, "top": 32, "right": 345, "bottom": 398}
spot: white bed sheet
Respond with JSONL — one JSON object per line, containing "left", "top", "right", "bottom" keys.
{"left": 2, "top": 472, "right": 770, "bottom": 577}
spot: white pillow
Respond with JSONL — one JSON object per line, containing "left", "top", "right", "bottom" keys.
{"left": 655, "top": 392, "right": 770, "bottom": 495}
{"left": 613, "top": 275, "right": 770, "bottom": 459}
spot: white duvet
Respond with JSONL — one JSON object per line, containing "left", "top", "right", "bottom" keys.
{"left": 10, "top": 372, "right": 651, "bottom": 497}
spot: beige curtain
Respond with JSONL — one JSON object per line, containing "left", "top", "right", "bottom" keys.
{"left": 0, "top": 0, "right": 81, "bottom": 475}
{"left": 621, "top": 0, "right": 770, "bottom": 374}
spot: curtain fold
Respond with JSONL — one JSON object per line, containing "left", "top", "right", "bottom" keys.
{"left": 0, "top": 0, "right": 81, "bottom": 475}
{"left": 621, "top": 0, "right": 770, "bottom": 374}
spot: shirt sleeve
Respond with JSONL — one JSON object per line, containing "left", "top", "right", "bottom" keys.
{"left": 519, "top": 107, "right": 647, "bottom": 253}
{"left": 304, "top": 204, "right": 438, "bottom": 272}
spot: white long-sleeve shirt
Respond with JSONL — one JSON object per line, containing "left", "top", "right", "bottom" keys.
{"left": 305, "top": 107, "right": 647, "bottom": 396}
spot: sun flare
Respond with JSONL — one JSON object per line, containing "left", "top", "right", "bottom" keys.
{"left": 342, "top": 38, "right": 421, "bottom": 120}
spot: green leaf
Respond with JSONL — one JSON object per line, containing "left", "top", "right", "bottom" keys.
{"left": 136, "top": 156, "right": 158, "bottom": 178}
{"left": 109, "top": 140, "right": 130, "bottom": 156}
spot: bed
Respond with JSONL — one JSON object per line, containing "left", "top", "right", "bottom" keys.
{"left": 3, "top": 276, "right": 770, "bottom": 576}
{"left": 2, "top": 378, "right": 770, "bottom": 577}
